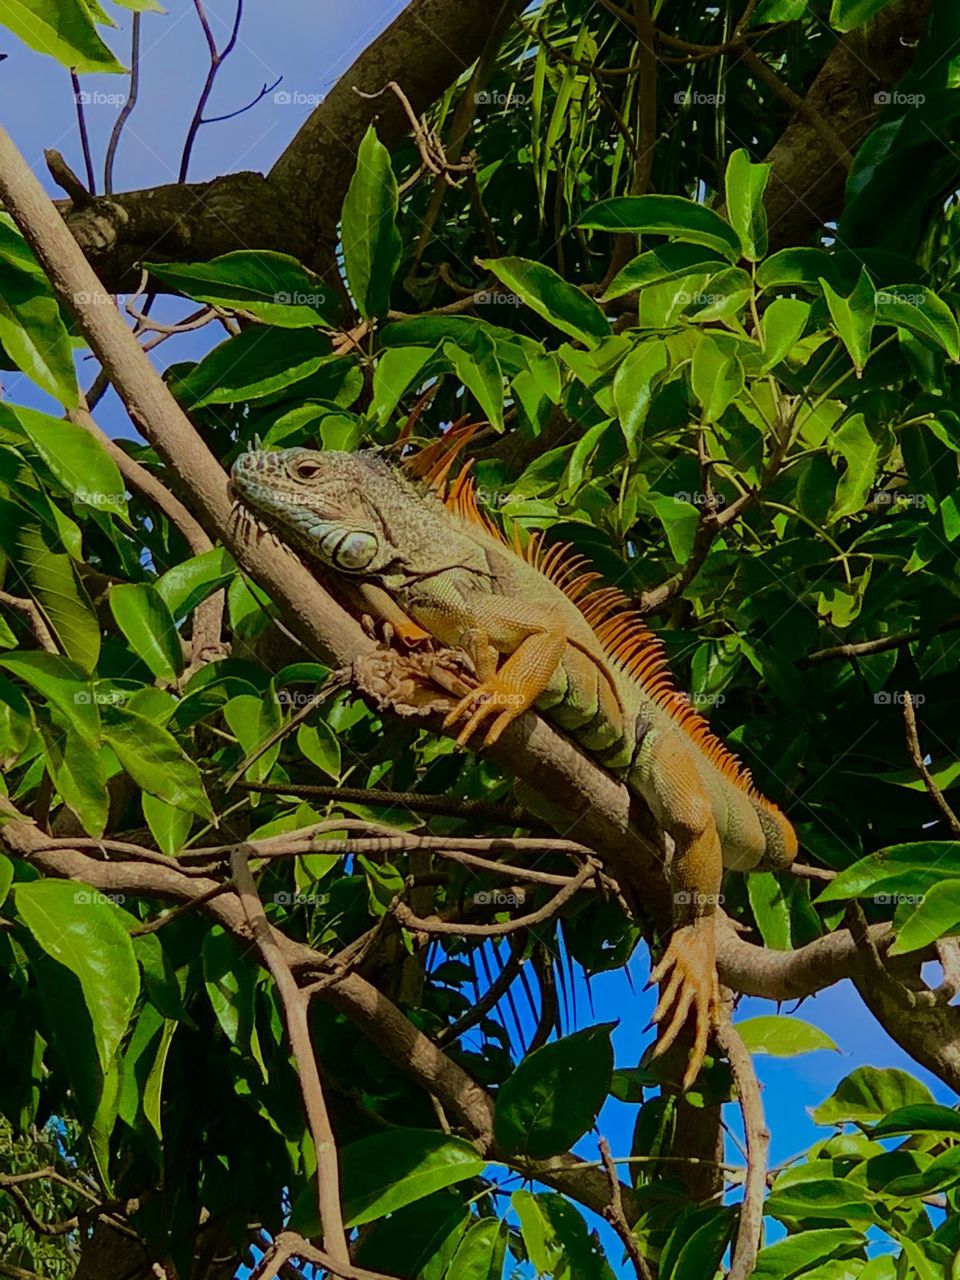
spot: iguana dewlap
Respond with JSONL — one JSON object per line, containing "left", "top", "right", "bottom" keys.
{"left": 231, "top": 443, "right": 797, "bottom": 1086}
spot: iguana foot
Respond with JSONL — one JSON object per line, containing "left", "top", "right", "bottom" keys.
{"left": 648, "top": 922, "right": 720, "bottom": 1090}
{"left": 442, "top": 678, "right": 533, "bottom": 747}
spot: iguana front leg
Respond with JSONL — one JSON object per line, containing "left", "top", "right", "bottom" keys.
{"left": 439, "top": 602, "right": 568, "bottom": 747}
{"left": 642, "top": 734, "right": 723, "bottom": 1090}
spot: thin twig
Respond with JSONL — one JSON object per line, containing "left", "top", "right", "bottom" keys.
{"left": 598, "top": 1138, "right": 654, "bottom": 1280}
{"left": 716, "top": 1018, "right": 769, "bottom": 1280}
{"left": 252, "top": 1231, "right": 399, "bottom": 1280}
{"left": 436, "top": 932, "right": 527, "bottom": 1046}
{"left": 391, "top": 859, "right": 599, "bottom": 937}
{"left": 70, "top": 73, "right": 96, "bottom": 195}
{"left": 231, "top": 848, "right": 349, "bottom": 1266}
{"left": 104, "top": 13, "right": 141, "bottom": 195}
{"left": 902, "top": 692, "right": 960, "bottom": 838}
{"left": 235, "top": 780, "right": 539, "bottom": 828}
{"left": 0, "top": 589, "right": 57, "bottom": 653}
{"left": 179, "top": 0, "right": 244, "bottom": 182}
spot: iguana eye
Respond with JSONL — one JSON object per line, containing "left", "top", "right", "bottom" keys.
{"left": 293, "top": 459, "right": 324, "bottom": 481}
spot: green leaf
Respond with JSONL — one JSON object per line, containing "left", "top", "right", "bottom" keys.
{"left": 102, "top": 706, "right": 212, "bottom": 818}
{"left": 812, "top": 1067, "right": 934, "bottom": 1126}
{"left": 761, "top": 298, "right": 811, "bottom": 370}
{"left": 370, "top": 345, "right": 435, "bottom": 425}
{"left": 170, "top": 328, "right": 334, "bottom": 407}
{"left": 201, "top": 929, "right": 262, "bottom": 1071}
{"left": 758, "top": 248, "right": 846, "bottom": 292}
{"left": 766, "top": 1178, "right": 879, "bottom": 1225}
{"left": 889, "top": 880, "right": 960, "bottom": 954}
{"left": 613, "top": 342, "right": 668, "bottom": 456}
{"left": 579, "top": 195, "right": 742, "bottom": 261}
{"left": 817, "top": 842, "right": 960, "bottom": 903}
{"left": 145, "top": 252, "right": 336, "bottom": 327}
{"left": 339, "top": 1130, "right": 485, "bottom": 1227}
{"left": 39, "top": 721, "right": 109, "bottom": 837}
{"left": 875, "top": 285, "right": 960, "bottom": 360}
{"left": 4, "top": 403, "right": 127, "bottom": 518}
{"left": 14, "top": 522, "right": 101, "bottom": 671}
{"left": 478, "top": 257, "right": 609, "bottom": 348}
{"left": 0, "top": 262, "right": 78, "bottom": 406}
{"left": 750, "top": 0, "right": 807, "bottom": 21}
{"left": 444, "top": 333, "right": 504, "bottom": 429}
{"left": 821, "top": 269, "right": 876, "bottom": 374}
{"left": 602, "top": 244, "right": 727, "bottom": 300}
{"left": 724, "top": 149, "right": 771, "bottom": 261}
{"left": 15, "top": 880, "right": 138, "bottom": 1070}
{"left": 648, "top": 493, "right": 699, "bottom": 564}
{"left": 494, "top": 1024, "right": 613, "bottom": 1158}
{"left": 884, "top": 1147, "right": 960, "bottom": 1197}
{"left": 753, "top": 1229, "right": 866, "bottom": 1280}
{"left": 736, "top": 1016, "right": 839, "bottom": 1056}
{"left": 0, "top": 0, "right": 124, "bottom": 73}
{"left": 297, "top": 719, "right": 341, "bottom": 780}
{"left": 665, "top": 1207, "right": 734, "bottom": 1280}
{"left": 828, "top": 415, "right": 880, "bottom": 523}
{"left": 142, "top": 793, "right": 193, "bottom": 857}
{"left": 872, "top": 1104, "right": 960, "bottom": 1138}
{"left": 446, "top": 1219, "right": 508, "bottom": 1280}
{"left": 354, "top": 1193, "right": 470, "bottom": 1280}
{"left": 0, "top": 651, "right": 99, "bottom": 741}
{"left": 830, "top": 0, "right": 895, "bottom": 31}
{"left": 748, "top": 873, "right": 792, "bottom": 950}
{"left": 691, "top": 333, "right": 744, "bottom": 422}
{"left": 0, "top": 855, "right": 12, "bottom": 909}
{"left": 341, "top": 125, "right": 402, "bottom": 319}
{"left": 109, "top": 584, "right": 183, "bottom": 680}
{"left": 513, "top": 1190, "right": 615, "bottom": 1280}
{"left": 155, "top": 547, "right": 236, "bottom": 618}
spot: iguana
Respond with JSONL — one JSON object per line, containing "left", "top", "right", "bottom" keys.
{"left": 230, "top": 433, "right": 797, "bottom": 1086}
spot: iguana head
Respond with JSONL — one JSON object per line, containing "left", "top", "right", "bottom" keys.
{"left": 231, "top": 447, "right": 423, "bottom": 575}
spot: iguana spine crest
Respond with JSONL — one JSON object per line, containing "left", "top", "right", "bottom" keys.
{"left": 408, "top": 425, "right": 774, "bottom": 811}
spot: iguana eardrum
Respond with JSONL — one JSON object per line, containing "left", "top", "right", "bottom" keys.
{"left": 230, "top": 436, "right": 797, "bottom": 1086}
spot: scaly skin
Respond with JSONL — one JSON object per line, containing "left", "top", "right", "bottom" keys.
{"left": 231, "top": 447, "right": 797, "bottom": 1087}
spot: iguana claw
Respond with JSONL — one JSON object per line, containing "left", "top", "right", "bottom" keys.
{"left": 649, "top": 921, "right": 720, "bottom": 1090}
{"left": 442, "top": 679, "right": 531, "bottom": 747}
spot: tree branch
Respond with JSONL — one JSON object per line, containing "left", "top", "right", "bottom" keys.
{"left": 230, "top": 847, "right": 348, "bottom": 1266}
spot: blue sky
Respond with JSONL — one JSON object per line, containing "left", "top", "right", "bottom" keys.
{"left": 1, "top": 1, "right": 954, "bottom": 1273}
